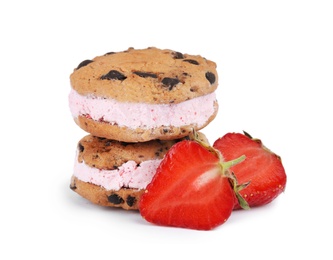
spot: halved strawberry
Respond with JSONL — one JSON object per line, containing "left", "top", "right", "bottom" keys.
{"left": 213, "top": 132, "right": 287, "bottom": 209}
{"left": 139, "top": 139, "right": 248, "bottom": 230}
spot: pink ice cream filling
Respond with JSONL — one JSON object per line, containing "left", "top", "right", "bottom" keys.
{"left": 68, "top": 89, "right": 217, "bottom": 129}
{"left": 74, "top": 153, "right": 162, "bottom": 191}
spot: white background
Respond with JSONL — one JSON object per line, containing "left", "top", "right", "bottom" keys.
{"left": 1, "top": 0, "right": 332, "bottom": 259}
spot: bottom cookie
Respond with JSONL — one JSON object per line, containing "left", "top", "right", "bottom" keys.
{"left": 70, "top": 132, "right": 209, "bottom": 210}
{"left": 70, "top": 176, "right": 145, "bottom": 210}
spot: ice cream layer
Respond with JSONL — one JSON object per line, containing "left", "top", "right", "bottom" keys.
{"left": 73, "top": 155, "right": 162, "bottom": 190}
{"left": 68, "top": 89, "right": 217, "bottom": 129}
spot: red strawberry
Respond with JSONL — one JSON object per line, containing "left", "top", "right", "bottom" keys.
{"left": 213, "top": 131, "right": 287, "bottom": 209}
{"left": 139, "top": 139, "right": 248, "bottom": 230}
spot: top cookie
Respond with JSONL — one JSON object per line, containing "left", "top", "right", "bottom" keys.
{"left": 70, "top": 47, "right": 218, "bottom": 104}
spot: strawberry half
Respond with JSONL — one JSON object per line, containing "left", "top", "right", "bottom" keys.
{"left": 213, "top": 131, "right": 287, "bottom": 209}
{"left": 139, "top": 138, "right": 248, "bottom": 230}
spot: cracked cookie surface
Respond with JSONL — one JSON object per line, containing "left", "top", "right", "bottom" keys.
{"left": 70, "top": 47, "right": 218, "bottom": 104}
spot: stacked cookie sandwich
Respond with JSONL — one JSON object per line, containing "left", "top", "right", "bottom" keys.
{"left": 68, "top": 47, "right": 219, "bottom": 210}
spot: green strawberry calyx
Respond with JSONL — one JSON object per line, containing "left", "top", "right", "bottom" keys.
{"left": 220, "top": 156, "right": 250, "bottom": 210}
{"left": 190, "top": 129, "right": 250, "bottom": 210}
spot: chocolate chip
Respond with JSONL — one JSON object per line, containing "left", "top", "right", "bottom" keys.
{"left": 183, "top": 59, "right": 199, "bottom": 65}
{"left": 190, "top": 86, "right": 198, "bottom": 92}
{"left": 133, "top": 71, "right": 158, "bottom": 78}
{"left": 101, "top": 70, "right": 127, "bottom": 80}
{"left": 76, "top": 60, "right": 93, "bottom": 70}
{"left": 126, "top": 196, "right": 136, "bottom": 207}
{"left": 107, "top": 194, "right": 124, "bottom": 204}
{"left": 173, "top": 51, "right": 184, "bottom": 59}
{"left": 124, "top": 47, "right": 134, "bottom": 52}
{"left": 105, "top": 52, "right": 116, "bottom": 55}
{"left": 70, "top": 181, "right": 77, "bottom": 190}
{"left": 161, "top": 77, "right": 180, "bottom": 90}
{"left": 205, "top": 72, "right": 216, "bottom": 84}
{"left": 163, "top": 128, "right": 170, "bottom": 133}
{"left": 78, "top": 143, "right": 84, "bottom": 153}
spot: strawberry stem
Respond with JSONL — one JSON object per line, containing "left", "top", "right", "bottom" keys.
{"left": 220, "top": 155, "right": 246, "bottom": 171}
{"left": 221, "top": 156, "right": 250, "bottom": 210}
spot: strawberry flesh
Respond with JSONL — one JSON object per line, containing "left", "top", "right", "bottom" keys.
{"left": 139, "top": 140, "right": 237, "bottom": 230}
{"left": 213, "top": 132, "right": 287, "bottom": 209}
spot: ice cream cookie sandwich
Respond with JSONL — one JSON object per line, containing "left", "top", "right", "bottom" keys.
{"left": 70, "top": 133, "right": 208, "bottom": 210}
{"left": 69, "top": 47, "right": 219, "bottom": 142}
